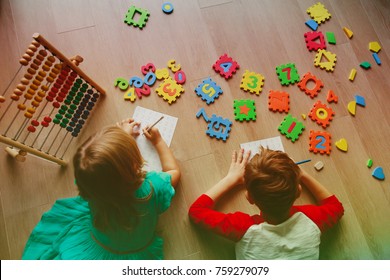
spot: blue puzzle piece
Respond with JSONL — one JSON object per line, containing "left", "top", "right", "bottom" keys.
{"left": 206, "top": 114, "right": 232, "bottom": 142}
{"left": 355, "top": 95, "right": 366, "bottom": 107}
{"left": 372, "top": 166, "right": 385, "bottom": 180}
{"left": 195, "top": 78, "right": 223, "bottom": 105}
{"left": 373, "top": 53, "right": 381, "bottom": 65}
{"left": 305, "top": 19, "right": 318, "bottom": 31}
{"left": 220, "top": 62, "right": 232, "bottom": 73}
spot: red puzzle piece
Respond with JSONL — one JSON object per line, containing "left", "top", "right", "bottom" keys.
{"left": 213, "top": 54, "right": 240, "bottom": 79}
{"left": 304, "top": 31, "right": 326, "bottom": 51}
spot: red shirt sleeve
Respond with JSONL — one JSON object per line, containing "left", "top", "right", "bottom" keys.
{"left": 188, "top": 194, "right": 263, "bottom": 242}
{"left": 292, "top": 195, "right": 344, "bottom": 232}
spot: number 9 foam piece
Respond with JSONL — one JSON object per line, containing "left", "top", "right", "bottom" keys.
{"left": 195, "top": 78, "right": 223, "bottom": 105}
{"left": 240, "top": 70, "right": 265, "bottom": 95}
{"left": 275, "top": 63, "right": 300, "bottom": 86}
{"left": 213, "top": 53, "right": 240, "bottom": 80}
{"left": 309, "top": 130, "right": 331, "bottom": 155}
{"left": 278, "top": 114, "right": 305, "bottom": 143}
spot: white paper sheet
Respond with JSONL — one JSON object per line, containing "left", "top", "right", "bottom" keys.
{"left": 132, "top": 106, "right": 178, "bottom": 171}
{"left": 240, "top": 136, "right": 285, "bottom": 159}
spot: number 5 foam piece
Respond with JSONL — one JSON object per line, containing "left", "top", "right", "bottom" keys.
{"left": 195, "top": 77, "right": 223, "bottom": 105}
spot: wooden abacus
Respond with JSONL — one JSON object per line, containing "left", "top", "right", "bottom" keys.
{"left": 0, "top": 33, "right": 105, "bottom": 166}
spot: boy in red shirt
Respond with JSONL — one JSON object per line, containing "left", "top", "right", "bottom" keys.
{"left": 189, "top": 147, "right": 344, "bottom": 259}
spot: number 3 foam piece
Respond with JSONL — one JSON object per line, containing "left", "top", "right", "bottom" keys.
{"left": 275, "top": 63, "right": 300, "bottom": 86}
{"left": 195, "top": 77, "right": 223, "bottom": 105}
{"left": 278, "top": 114, "right": 305, "bottom": 143}
{"left": 155, "top": 77, "right": 184, "bottom": 104}
{"left": 309, "top": 130, "right": 331, "bottom": 155}
{"left": 240, "top": 70, "right": 265, "bottom": 95}
{"left": 213, "top": 53, "right": 240, "bottom": 79}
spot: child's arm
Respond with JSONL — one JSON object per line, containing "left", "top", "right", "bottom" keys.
{"left": 206, "top": 149, "right": 251, "bottom": 202}
{"left": 143, "top": 127, "right": 181, "bottom": 188}
{"left": 299, "top": 169, "right": 332, "bottom": 202}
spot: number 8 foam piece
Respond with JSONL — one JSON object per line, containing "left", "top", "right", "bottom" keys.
{"left": 194, "top": 78, "right": 223, "bottom": 105}
{"left": 240, "top": 70, "right": 265, "bottom": 95}
{"left": 309, "top": 130, "right": 331, "bottom": 155}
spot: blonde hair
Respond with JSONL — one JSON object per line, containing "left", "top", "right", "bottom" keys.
{"left": 73, "top": 126, "right": 146, "bottom": 231}
{"left": 244, "top": 147, "right": 300, "bottom": 219}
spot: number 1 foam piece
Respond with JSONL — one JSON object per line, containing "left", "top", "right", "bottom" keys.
{"left": 195, "top": 77, "right": 223, "bottom": 105}
{"left": 306, "top": 2, "right": 331, "bottom": 24}
{"left": 309, "top": 130, "right": 331, "bottom": 155}
{"left": 275, "top": 63, "right": 300, "bottom": 86}
{"left": 124, "top": 6, "right": 150, "bottom": 29}
{"left": 314, "top": 49, "right": 337, "bottom": 72}
{"left": 213, "top": 53, "right": 240, "bottom": 79}
{"left": 278, "top": 114, "right": 305, "bottom": 142}
{"left": 304, "top": 31, "right": 326, "bottom": 51}
{"left": 234, "top": 99, "right": 256, "bottom": 121}
{"left": 240, "top": 70, "right": 265, "bottom": 95}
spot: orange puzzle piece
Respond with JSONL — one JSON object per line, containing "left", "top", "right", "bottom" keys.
{"left": 268, "top": 90, "right": 289, "bottom": 113}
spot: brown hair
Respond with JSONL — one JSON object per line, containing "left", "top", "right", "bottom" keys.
{"left": 73, "top": 126, "right": 146, "bottom": 231}
{"left": 244, "top": 147, "right": 300, "bottom": 219}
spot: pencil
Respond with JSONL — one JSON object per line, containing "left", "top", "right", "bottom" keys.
{"left": 295, "top": 159, "right": 311, "bottom": 165}
{"left": 143, "top": 116, "right": 164, "bottom": 134}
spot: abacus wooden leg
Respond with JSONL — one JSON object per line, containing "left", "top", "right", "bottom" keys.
{"left": 4, "top": 147, "right": 27, "bottom": 162}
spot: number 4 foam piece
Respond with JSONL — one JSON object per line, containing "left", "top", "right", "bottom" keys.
{"left": 213, "top": 53, "right": 240, "bottom": 80}
{"left": 355, "top": 95, "right": 366, "bottom": 107}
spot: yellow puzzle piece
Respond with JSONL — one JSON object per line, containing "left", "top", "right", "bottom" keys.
{"left": 314, "top": 49, "right": 337, "bottom": 72}
{"left": 307, "top": 2, "right": 331, "bottom": 24}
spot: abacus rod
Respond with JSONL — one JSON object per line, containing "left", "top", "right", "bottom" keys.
{"left": 39, "top": 124, "right": 55, "bottom": 150}
{"left": 1, "top": 65, "right": 23, "bottom": 98}
{"left": 47, "top": 126, "right": 62, "bottom": 154}
{"left": 3, "top": 110, "right": 21, "bottom": 136}
{"left": 60, "top": 136, "right": 74, "bottom": 159}
{"left": 0, "top": 102, "right": 14, "bottom": 123}
{"left": 54, "top": 131, "right": 68, "bottom": 156}
{"left": 14, "top": 118, "right": 29, "bottom": 140}
{"left": 33, "top": 33, "right": 106, "bottom": 95}
{"left": 0, "top": 134, "right": 67, "bottom": 166}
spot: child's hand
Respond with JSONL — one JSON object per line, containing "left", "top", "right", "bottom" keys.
{"left": 116, "top": 118, "right": 141, "bottom": 137}
{"left": 226, "top": 149, "right": 251, "bottom": 186}
{"left": 143, "top": 126, "right": 163, "bottom": 145}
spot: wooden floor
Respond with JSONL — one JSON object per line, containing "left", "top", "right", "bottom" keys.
{"left": 0, "top": 0, "right": 389, "bottom": 260}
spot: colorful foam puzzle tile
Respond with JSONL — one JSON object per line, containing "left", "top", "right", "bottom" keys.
{"left": 162, "top": 2, "right": 174, "bottom": 14}
{"left": 347, "top": 101, "right": 356, "bottom": 116}
{"left": 195, "top": 78, "right": 223, "bottom": 105}
{"left": 343, "top": 27, "right": 353, "bottom": 39}
{"left": 234, "top": 99, "right": 256, "bottom": 121}
{"left": 278, "top": 114, "right": 305, "bottom": 143}
{"left": 123, "top": 88, "right": 137, "bottom": 102}
{"left": 327, "top": 90, "right": 338, "bottom": 103}
{"left": 335, "top": 138, "right": 348, "bottom": 152}
{"left": 369, "top": 41, "right": 381, "bottom": 53}
{"left": 306, "top": 2, "right": 331, "bottom": 24}
{"left": 309, "top": 130, "right": 331, "bottom": 155}
{"left": 372, "top": 166, "right": 385, "bottom": 180}
{"left": 207, "top": 114, "right": 233, "bottom": 142}
{"left": 240, "top": 70, "right": 265, "bottom": 95}
{"left": 268, "top": 90, "right": 289, "bottom": 113}
{"left": 349, "top": 68, "right": 357, "bottom": 81}
{"left": 124, "top": 6, "right": 150, "bottom": 29}
{"left": 275, "top": 63, "right": 300, "bottom": 86}
{"left": 314, "top": 49, "right": 337, "bottom": 72}
{"left": 213, "top": 53, "right": 240, "bottom": 79}
{"left": 372, "top": 53, "right": 381, "bottom": 65}
{"left": 360, "top": 61, "right": 371, "bottom": 70}
{"left": 326, "top": 32, "right": 336, "bottom": 44}
{"left": 297, "top": 72, "right": 324, "bottom": 98}
{"left": 308, "top": 101, "right": 335, "bottom": 128}
{"left": 355, "top": 95, "right": 366, "bottom": 107}
{"left": 155, "top": 77, "right": 184, "bottom": 104}
{"left": 304, "top": 31, "right": 326, "bottom": 51}
{"left": 305, "top": 19, "right": 318, "bottom": 31}
{"left": 115, "top": 78, "right": 129, "bottom": 91}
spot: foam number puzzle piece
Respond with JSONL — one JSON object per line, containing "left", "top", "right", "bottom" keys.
{"left": 129, "top": 76, "right": 144, "bottom": 88}
{"left": 275, "top": 63, "right": 300, "bottom": 86}
{"left": 195, "top": 78, "right": 223, "bottom": 105}
{"left": 369, "top": 41, "right": 381, "bottom": 53}
{"left": 306, "top": 2, "right": 331, "bottom": 24}
{"left": 305, "top": 19, "right": 318, "bottom": 31}
{"left": 347, "top": 101, "right": 356, "bottom": 116}
{"left": 156, "top": 77, "right": 184, "bottom": 104}
{"left": 309, "top": 130, "right": 331, "bottom": 155}
{"left": 115, "top": 78, "right": 129, "bottom": 91}
{"left": 304, "top": 31, "right": 326, "bottom": 51}
{"left": 326, "top": 32, "right": 336, "bottom": 44}
{"left": 124, "top": 87, "right": 137, "bottom": 102}
{"left": 135, "top": 84, "right": 151, "bottom": 98}
{"left": 327, "top": 90, "right": 338, "bottom": 103}
{"left": 278, "top": 114, "right": 305, "bottom": 142}
{"left": 233, "top": 99, "right": 256, "bottom": 122}
{"left": 162, "top": 2, "right": 174, "bottom": 14}
{"left": 343, "top": 27, "right": 353, "bottom": 39}
{"left": 144, "top": 72, "right": 157, "bottom": 87}
{"left": 297, "top": 72, "right": 324, "bottom": 98}
{"left": 167, "top": 59, "right": 181, "bottom": 73}
{"left": 155, "top": 68, "right": 170, "bottom": 80}
{"left": 268, "top": 90, "right": 289, "bottom": 113}
{"left": 141, "top": 63, "right": 156, "bottom": 75}
{"left": 308, "top": 101, "right": 335, "bottom": 128}
{"left": 174, "top": 70, "right": 186, "bottom": 84}
{"left": 335, "top": 138, "right": 348, "bottom": 152}
{"left": 372, "top": 166, "right": 385, "bottom": 180}
{"left": 213, "top": 53, "right": 240, "bottom": 79}
{"left": 124, "top": 6, "right": 150, "bottom": 29}
{"left": 314, "top": 49, "right": 337, "bottom": 72}
{"left": 240, "top": 70, "right": 265, "bottom": 95}
{"left": 196, "top": 107, "right": 210, "bottom": 122}
{"left": 355, "top": 95, "right": 366, "bottom": 107}
{"left": 206, "top": 114, "right": 233, "bottom": 142}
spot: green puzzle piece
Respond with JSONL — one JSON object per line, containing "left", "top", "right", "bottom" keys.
{"left": 278, "top": 114, "right": 305, "bottom": 142}
{"left": 234, "top": 99, "right": 256, "bottom": 121}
